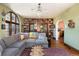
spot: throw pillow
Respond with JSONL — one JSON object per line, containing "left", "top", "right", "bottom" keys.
{"left": 39, "top": 33, "right": 46, "bottom": 37}
{"left": 20, "top": 34, "right": 25, "bottom": 40}
{"left": 24, "top": 33, "right": 29, "bottom": 39}
{"left": 38, "top": 34, "right": 45, "bottom": 39}
{"left": 29, "top": 32, "right": 38, "bottom": 39}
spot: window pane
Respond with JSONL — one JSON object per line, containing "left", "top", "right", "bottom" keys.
{"left": 16, "top": 25, "right": 19, "bottom": 33}
{"left": 5, "top": 13, "right": 10, "bottom": 21}
{"left": 16, "top": 17, "right": 19, "bottom": 23}
{"left": 12, "top": 24, "right": 15, "bottom": 35}
{"left": 12, "top": 13, "right": 15, "bottom": 22}
{"left": 5, "top": 23, "right": 9, "bottom": 36}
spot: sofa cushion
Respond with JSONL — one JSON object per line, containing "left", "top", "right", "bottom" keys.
{"left": 9, "top": 41, "right": 25, "bottom": 49}
{"left": 38, "top": 35, "right": 47, "bottom": 40}
{"left": 26, "top": 39, "right": 35, "bottom": 43}
{"left": 2, "top": 48, "right": 19, "bottom": 56}
{"left": 20, "top": 33, "right": 29, "bottom": 39}
{"left": 38, "top": 33, "right": 46, "bottom": 40}
{"left": 35, "top": 38, "right": 48, "bottom": 44}
{"left": 39, "top": 33, "right": 46, "bottom": 37}
{"left": 13, "top": 34, "right": 20, "bottom": 41}
{"left": 2, "top": 36, "right": 18, "bottom": 47}
{"left": 0, "top": 45, "right": 3, "bottom": 56}
{"left": 0, "top": 39, "right": 6, "bottom": 49}
{"left": 38, "top": 35, "right": 45, "bottom": 40}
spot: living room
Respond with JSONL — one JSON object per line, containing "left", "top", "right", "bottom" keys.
{"left": 0, "top": 3, "right": 79, "bottom": 56}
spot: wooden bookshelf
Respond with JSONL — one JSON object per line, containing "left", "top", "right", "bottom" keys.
{"left": 22, "top": 18, "right": 55, "bottom": 38}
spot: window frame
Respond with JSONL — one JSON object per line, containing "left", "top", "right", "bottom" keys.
{"left": 5, "top": 11, "right": 19, "bottom": 36}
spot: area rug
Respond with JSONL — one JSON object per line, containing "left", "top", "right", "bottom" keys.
{"left": 20, "top": 48, "right": 31, "bottom": 56}
{"left": 44, "top": 48, "right": 70, "bottom": 56}
{"left": 21, "top": 48, "right": 70, "bottom": 56}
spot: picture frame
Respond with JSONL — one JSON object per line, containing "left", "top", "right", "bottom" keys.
{"left": 68, "top": 20, "right": 75, "bottom": 28}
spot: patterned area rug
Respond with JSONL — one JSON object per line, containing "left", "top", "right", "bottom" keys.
{"left": 44, "top": 48, "right": 70, "bottom": 56}
{"left": 21, "top": 48, "right": 31, "bottom": 56}
{"left": 21, "top": 48, "right": 70, "bottom": 56}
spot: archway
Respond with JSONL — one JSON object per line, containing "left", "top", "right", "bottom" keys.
{"left": 55, "top": 20, "right": 64, "bottom": 47}
{"left": 56, "top": 20, "right": 64, "bottom": 40}
{"left": 5, "top": 11, "right": 20, "bottom": 36}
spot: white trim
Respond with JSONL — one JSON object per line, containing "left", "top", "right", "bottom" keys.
{"left": 55, "top": 20, "right": 64, "bottom": 40}
{"left": 17, "top": 15, "right": 21, "bottom": 33}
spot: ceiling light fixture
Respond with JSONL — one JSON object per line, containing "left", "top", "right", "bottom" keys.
{"left": 31, "top": 3, "right": 42, "bottom": 17}
{"left": 37, "top": 3, "right": 42, "bottom": 17}
{"left": 37, "top": 3, "right": 41, "bottom": 12}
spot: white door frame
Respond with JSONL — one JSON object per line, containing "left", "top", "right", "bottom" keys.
{"left": 55, "top": 20, "right": 64, "bottom": 40}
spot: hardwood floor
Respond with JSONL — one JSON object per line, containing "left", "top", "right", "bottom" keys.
{"left": 50, "top": 37, "right": 79, "bottom": 56}
{"left": 50, "top": 39, "right": 56, "bottom": 48}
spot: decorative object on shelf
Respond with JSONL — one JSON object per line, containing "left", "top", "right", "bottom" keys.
{"left": 1, "top": 10, "right": 6, "bottom": 29}
{"left": 68, "top": 20, "right": 75, "bottom": 28}
{"left": 51, "top": 24, "right": 55, "bottom": 29}
{"left": 34, "top": 23, "right": 38, "bottom": 31}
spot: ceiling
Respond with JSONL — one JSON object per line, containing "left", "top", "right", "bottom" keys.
{"left": 6, "top": 3, "right": 75, "bottom": 18}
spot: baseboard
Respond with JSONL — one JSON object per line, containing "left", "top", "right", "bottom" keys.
{"left": 64, "top": 43, "right": 79, "bottom": 51}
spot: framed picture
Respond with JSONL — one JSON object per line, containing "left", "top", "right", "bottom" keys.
{"left": 68, "top": 20, "right": 75, "bottom": 28}
{"left": 1, "top": 23, "right": 5, "bottom": 29}
{"left": 1, "top": 17, "right": 6, "bottom": 29}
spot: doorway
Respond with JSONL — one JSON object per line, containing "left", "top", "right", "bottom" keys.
{"left": 55, "top": 20, "right": 64, "bottom": 48}
{"left": 58, "top": 20, "right": 64, "bottom": 39}
{"left": 56, "top": 20, "right": 64, "bottom": 40}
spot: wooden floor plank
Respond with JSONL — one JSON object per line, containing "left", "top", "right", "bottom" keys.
{"left": 50, "top": 37, "right": 79, "bottom": 56}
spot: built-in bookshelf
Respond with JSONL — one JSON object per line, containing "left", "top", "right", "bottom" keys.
{"left": 22, "top": 18, "right": 30, "bottom": 32}
{"left": 22, "top": 18, "right": 55, "bottom": 38}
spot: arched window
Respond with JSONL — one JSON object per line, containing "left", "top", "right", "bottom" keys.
{"left": 5, "top": 11, "right": 19, "bottom": 36}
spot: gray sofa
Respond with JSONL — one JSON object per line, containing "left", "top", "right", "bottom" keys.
{"left": 0, "top": 34, "right": 26, "bottom": 56}
{"left": 0, "top": 32, "right": 48, "bottom": 56}
{"left": 25, "top": 33, "right": 48, "bottom": 48}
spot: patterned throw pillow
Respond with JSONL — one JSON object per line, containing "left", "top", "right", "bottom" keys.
{"left": 29, "top": 32, "right": 38, "bottom": 39}
{"left": 38, "top": 33, "right": 46, "bottom": 39}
